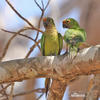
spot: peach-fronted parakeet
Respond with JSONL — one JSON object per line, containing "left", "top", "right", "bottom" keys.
{"left": 41, "top": 17, "right": 63, "bottom": 96}
{"left": 63, "top": 18, "right": 86, "bottom": 57}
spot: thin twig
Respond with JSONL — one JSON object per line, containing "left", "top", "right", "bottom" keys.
{"left": 34, "top": 0, "right": 43, "bottom": 11}
{"left": 5, "top": 0, "right": 44, "bottom": 33}
{"left": 35, "top": 11, "right": 44, "bottom": 41}
{"left": 44, "top": 0, "right": 50, "bottom": 10}
{"left": 41, "top": 0, "right": 44, "bottom": 10}
{"left": 0, "top": 33, "right": 19, "bottom": 61}
{"left": 1, "top": 1, "right": 47, "bottom": 100}
{"left": 34, "top": 0, "right": 44, "bottom": 41}
{"left": 1, "top": 28, "right": 41, "bottom": 55}
{"left": 6, "top": 0, "right": 33, "bottom": 28}
{"left": 36, "top": 93, "right": 44, "bottom": 100}
{"left": 1, "top": 29, "right": 35, "bottom": 42}
{"left": 25, "top": 40, "right": 41, "bottom": 58}
{"left": 0, "top": 84, "right": 11, "bottom": 93}
{"left": 1, "top": 84, "right": 9, "bottom": 100}
{"left": 0, "top": 27, "right": 33, "bottom": 61}
{"left": 12, "top": 88, "right": 45, "bottom": 97}
{"left": 34, "top": 0, "right": 50, "bottom": 41}
{"left": 2, "top": 0, "right": 44, "bottom": 61}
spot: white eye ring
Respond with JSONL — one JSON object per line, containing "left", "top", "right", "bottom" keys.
{"left": 67, "top": 20, "right": 70, "bottom": 23}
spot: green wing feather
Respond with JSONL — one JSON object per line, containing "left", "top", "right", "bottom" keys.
{"left": 40, "top": 34, "right": 45, "bottom": 56}
{"left": 64, "top": 29, "right": 86, "bottom": 57}
{"left": 79, "top": 29, "right": 86, "bottom": 42}
{"left": 64, "top": 29, "right": 86, "bottom": 46}
{"left": 58, "top": 33, "right": 63, "bottom": 55}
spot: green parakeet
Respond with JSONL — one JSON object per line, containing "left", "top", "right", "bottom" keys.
{"left": 63, "top": 18, "right": 86, "bottom": 57}
{"left": 41, "top": 17, "right": 63, "bottom": 96}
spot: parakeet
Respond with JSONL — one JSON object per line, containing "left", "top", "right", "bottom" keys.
{"left": 41, "top": 17, "right": 63, "bottom": 96}
{"left": 63, "top": 18, "right": 86, "bottom": 57}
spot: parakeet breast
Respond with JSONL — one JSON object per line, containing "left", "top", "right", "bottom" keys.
{"left": 44, "top": 31, "right": 59, "bottom": 56}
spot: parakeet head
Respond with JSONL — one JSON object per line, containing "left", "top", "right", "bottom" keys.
{"left": 63, "top": 18, "right": 80, "bottom": 29}
{"left": 43, "top": 17, "right": 55, "bottom": 28}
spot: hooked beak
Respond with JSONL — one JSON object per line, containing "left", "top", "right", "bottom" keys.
{"left": 63, "top": 20, "right": 68, "bottom": 28}
{"left": 43, "top": 17, "right": 47, "bottom": 22}
{"left": 43, "top": 18, "right": 48, "bottom": 27}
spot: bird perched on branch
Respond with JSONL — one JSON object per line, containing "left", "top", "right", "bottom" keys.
{"left": 63, "top": 18, "right": 86, "bottom": 58}
{"left": 41, "top": 17, "right": 63, "bottom": 96}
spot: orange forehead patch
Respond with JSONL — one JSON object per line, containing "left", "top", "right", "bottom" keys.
{"left": 63, "top": 19, "right": 66, "bottom": 24}
{"left": 43, "top": 17, "right": 47, "bottom": 22}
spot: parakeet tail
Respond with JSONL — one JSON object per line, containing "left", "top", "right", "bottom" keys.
{"left": 45, "top": 78, "right": 51, "bottom": 97}
{"left": 68, "top": 46, "right": 78, "bottom": 59}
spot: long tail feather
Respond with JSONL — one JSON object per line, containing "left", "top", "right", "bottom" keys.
{"left": 45, "top": 78, "right": 51, "bottom": 97}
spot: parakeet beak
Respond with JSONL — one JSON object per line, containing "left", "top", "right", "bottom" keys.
{"left": 43, "top": 17, "right": 48, "bottom": 28}
{"left": 43, "top": 17, "right": 47, "bottom": 22}
{"left": 63, "top": 20, "right": 67, "bottom": 28}
{"left": 63, "top": 20, "right": 69, "bottom": 28}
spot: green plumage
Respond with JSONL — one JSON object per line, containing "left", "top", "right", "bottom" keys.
{"left": 41, "top": 17, "right": 63, "bottom": 96}
{"left": 41, "top": 32, "right": 63, "bottom": 56}
{"left": 63, "top": 18, "right": 86, "bottom": 57}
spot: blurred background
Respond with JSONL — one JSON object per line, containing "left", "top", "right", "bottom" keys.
{"left": 0, "top": 0, "right": 100, "bottom": 100}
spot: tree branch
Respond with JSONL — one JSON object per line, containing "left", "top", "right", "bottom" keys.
{"left": 5, "top": 0, "right": 44, "bottom": 33}
{"left": 47, "top": 79, "right": 67, "bottom": 100}
{"left": 1, "top": 29, "right": 36, "bottom": 42}
{"left": 12, "top": 88, "right": 45, "bottom": 97}
{"left": 0, "top": 45, "right": 99, "bottom": 84}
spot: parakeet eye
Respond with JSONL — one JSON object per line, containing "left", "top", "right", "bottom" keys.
{"left": 47, "top": 19, "right": 50, "bottom": 22}
{"left": 66, "top": 20, "right": 70, "bottom": 23}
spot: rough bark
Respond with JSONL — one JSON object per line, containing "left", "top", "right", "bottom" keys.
{"left": 85, "top": 74, "right": 100, "bottom": 100}
{"left": 47, "top": 79, "right": 67, "bottom": 100}
{"left": 0, "top": 45, "right": 99, "bottom": 84}
{"left": 0, "top": 45, "right": 99, "bottom": 100}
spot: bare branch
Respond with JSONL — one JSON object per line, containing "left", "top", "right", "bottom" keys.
{"left": 5, "top": 0, "right": 44, "bottom": 33}
{"left": 85, "top": 74, "right": 100, "bottom": 100}
{"left": 0, "top": 32, "right": 18, "bottom": 60}
{"left": 34, "top": 12, "right": 44, "bottom": 41}
{"left": 1, "top": 27, "right": 42, "bottom": 61}
{"left": 1, "top": 29, "right": 40, "bottom": 49}
{"left": 44, "top": 0, "right": 50, "bottom": 10}
{"left": 41, "top": 0, "right": 44, "bottom": 10}
{"left": 0, "top": 45, "right": 99, "bottom": 84}
{"left": 36, "top": 93, "right": 44, "bottom": 100}
{"left": 0, "top": 84, "right": 11, "bottom": 93}
{"left": 48, "top": 79, "right": 67, "bottom": 100}
{"left": 12, "top": 88, "right": 45, "bottom": 97}
{"left": 0, "top": 27, "right": 33, "bottom": 61}
{"left": 0, "top": 45, "right": 99, "bottom": 100}
{"left": 1, "top": 84, "right": 9, "bottom": 100}
{"left": 6, "top": 0, "right": 33, "bottom": 28}
{"left": 25, "top": 40, "right": 41, "bottom": 58}
{"left": 1, "top": 29, "right": 35, "bottom": 42}
{"left": 34, "top": 0, "right": 43, "bottom": 11}
{"left": 34, "top": 0, "right": 50, "bottom": 41}
{"left": 23, "top": 0, "right": 51, "bottom": 60}
{"left": 3, "top": 88, "right": 45, "bottom": 100}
